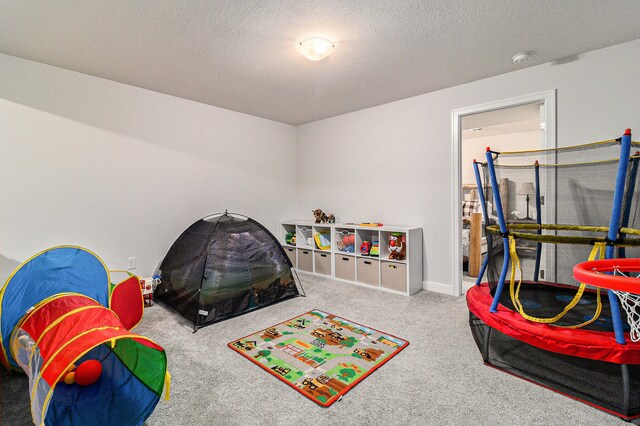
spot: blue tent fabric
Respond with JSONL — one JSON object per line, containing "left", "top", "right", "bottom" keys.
{"left": 0, "top": 247, "right": 110, "bottom": 368}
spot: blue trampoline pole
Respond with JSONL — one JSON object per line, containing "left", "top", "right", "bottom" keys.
{"left": 485, "top": 148, "right": 510, "bottom": 313}
{"left": 618, "top": 154, "right": 640, "bottom": 258}
{"left": 533, "top": 161, "right": 542, "bottom": 282}
{"left": 606, "top": 129, "right": 632, "bottom": 345}
{"left": 473, "top": 160, "right": 490, "bottom": 285}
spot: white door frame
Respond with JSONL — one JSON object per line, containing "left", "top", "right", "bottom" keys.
{"left": 451, "top": 90, "right": 556, "bottom": 297}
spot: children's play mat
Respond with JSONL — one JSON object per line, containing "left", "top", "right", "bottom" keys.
{"left": 228, "top": 309, "right": 408, "bottom": 407}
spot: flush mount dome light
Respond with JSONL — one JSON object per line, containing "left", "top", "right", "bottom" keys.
{"left": 298, "top": 38, "right": 334, "bottom": 61}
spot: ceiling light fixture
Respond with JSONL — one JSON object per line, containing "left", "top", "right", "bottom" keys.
{"left": 298, "top": 38, "right": 334, "bottom": 61}
{"left": 512, "top": 51, "right": 532, "bottom": 64}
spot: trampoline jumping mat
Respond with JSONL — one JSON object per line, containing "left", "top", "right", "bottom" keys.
{"left": 228, "top": 309, "right": 409, "bottom": 407}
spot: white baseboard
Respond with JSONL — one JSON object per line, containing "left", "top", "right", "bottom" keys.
{"left": 423, "top": 280, "right": 456, "bottom": 296}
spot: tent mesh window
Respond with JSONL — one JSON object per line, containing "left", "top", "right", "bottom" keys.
{"left": 154, "top": 213, "right": 299, "bottom": 330}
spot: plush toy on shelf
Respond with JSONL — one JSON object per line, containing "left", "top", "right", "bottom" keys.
{"left": 312, "top": 209, "right": 335, "bottom": 224}
{"left": 388, "top": 233, "right": 406, "bottom": 261}
{"left": 312, "top": 209, "right": 329, "bottom": 223}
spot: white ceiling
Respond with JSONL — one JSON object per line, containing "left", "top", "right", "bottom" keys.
{"left": 1, "top": 1, "right": 640, "bottom": 125}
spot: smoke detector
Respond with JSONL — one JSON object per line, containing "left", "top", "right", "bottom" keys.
{"left": 512, "top": 51, "right": 532, "bottom": 64}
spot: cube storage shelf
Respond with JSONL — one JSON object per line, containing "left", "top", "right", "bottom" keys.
{"left": 280, "top": 221, "right": 422, "bottom": 296}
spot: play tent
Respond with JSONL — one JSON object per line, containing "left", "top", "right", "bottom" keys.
{"left": 0, "top": 246, "right": 169, "bottom": 425}
{"left": 155, "top": 212, "right": 301, "bottom": 331}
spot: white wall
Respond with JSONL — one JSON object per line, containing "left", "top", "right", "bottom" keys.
{"left": 296, "top": 39, "right": 640, "bottom": 295}
{"left": 461, "top": 130, "right": 538, "bottom": 184}
{"left": 0, "top": 54, "right": 297, "bottom": 279}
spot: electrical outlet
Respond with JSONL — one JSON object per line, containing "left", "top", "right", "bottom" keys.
{"left": 127, "top": 257, "right": 136, "bottom": 270}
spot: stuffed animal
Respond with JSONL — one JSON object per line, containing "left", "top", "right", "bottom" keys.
{"left": 312, "top": 209, "right": 329, "bottom": 223}
{"left": 388, "top": 233, "right": 406, "bottom": 261}
{"left": 327, "top": 213, "right": 335, "bottom": 223}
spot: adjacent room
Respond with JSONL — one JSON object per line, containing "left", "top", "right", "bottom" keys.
{"left": 2, "top": 1, "right": 640, "bottom": 425}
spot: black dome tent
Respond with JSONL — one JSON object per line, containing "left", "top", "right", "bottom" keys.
{"left": 154, "top": 212, "right": 303, "bottom": 331}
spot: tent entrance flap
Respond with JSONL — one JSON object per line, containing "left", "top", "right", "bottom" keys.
{"left": 155, "top": 213, "right": 301, "bottom": 330}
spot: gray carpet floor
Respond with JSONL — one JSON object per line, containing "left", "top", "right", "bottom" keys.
{"left": 0, "top": 273, "right": 631, "bottom": 425}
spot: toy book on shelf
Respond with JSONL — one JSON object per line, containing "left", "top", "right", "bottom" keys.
{"left": 314, "top": 230, "right": 331, "bottom": 250}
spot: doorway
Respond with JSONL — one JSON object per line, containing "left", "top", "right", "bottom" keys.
{"left": 452, "top": 91, "right": 556, "bottom": 297}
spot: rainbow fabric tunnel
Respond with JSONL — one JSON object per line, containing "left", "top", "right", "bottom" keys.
{"left": 0, "top": 246, "right": 169, "bottom": 426}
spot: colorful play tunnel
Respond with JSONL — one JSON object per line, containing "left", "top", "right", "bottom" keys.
{"left": 0, "top": 246, "right": 169, "bottom": 426}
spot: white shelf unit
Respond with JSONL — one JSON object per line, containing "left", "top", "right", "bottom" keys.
{"left": 280, "top": 221, "right": 423, "bottom": 296}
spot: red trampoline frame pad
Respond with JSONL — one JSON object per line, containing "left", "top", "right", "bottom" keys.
{"left": 467, "top": 284, "right": 640, "bottom": 364}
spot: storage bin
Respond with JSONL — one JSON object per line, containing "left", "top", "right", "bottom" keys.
{"left": 297, "top": 249, "right": 313, "bottom": 272}
{"left": 335, "top": 255, "right": 356, "bottom": 281}
{"left": 284, "top": 247, "right": 296, "bottom": 266}
{"left": 357, "top": 258, "right": 379, "bottom": 286}
{"left": 381, "top": 261, "right": 407, "bottom": 292}
{"left": 314, "top": 251, "right": 331, "bottom": 276}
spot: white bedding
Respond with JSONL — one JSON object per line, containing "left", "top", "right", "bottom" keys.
{"left": 462, "top": 227, "right": 488, "bottom": 258}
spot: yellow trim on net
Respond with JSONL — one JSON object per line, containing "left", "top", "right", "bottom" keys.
{"left": 495, "top": 138, "right": 617, "bottom": 155}
{"left": 33, "top": 332, "right": 167, "bottom": 425}
{"left": 500, "top": 158, "right": 621, "bottom": 168}
{"left": 0, "top": 245, "right": 111, "bottom": 370}
{"left": 509, "top": 238, "right": 605, "bottom": 327}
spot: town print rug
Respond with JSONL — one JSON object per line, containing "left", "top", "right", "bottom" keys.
{"left": 228, "top": 309, "right": 409, "bottom": 407}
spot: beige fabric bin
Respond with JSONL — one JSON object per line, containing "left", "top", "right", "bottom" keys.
{"left": 381, "top": 261, "right": 407, "bottom": 292}
{"left": 284, "top": 247, "right": 296, "bottom": 267}
{"left": 357, "top": 258, "right": 379, "bottom": 286}
{"left": 297, "top": 249, "right": 313, "bottom": 272}
{"left": 314, "top": 251, "right": 331, "bottom": 276}
{"left": 335, "top": 255, "right": 356, "bottom": 281}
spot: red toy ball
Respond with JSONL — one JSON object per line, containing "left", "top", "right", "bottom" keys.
{"left": 74, "top": 360, "right": 103, "bottom": 386}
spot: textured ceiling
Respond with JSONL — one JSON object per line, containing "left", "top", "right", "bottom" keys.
{"left": 1, "top": 1, "right": 640, "bottom": 125}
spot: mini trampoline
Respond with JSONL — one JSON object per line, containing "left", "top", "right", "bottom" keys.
{"left": 466, "top": 129, "right": 640, "bottom": 419}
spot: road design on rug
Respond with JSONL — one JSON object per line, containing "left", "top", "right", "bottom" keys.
{"left": 228, "top": 309, "right": 409, "bottom": 407}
